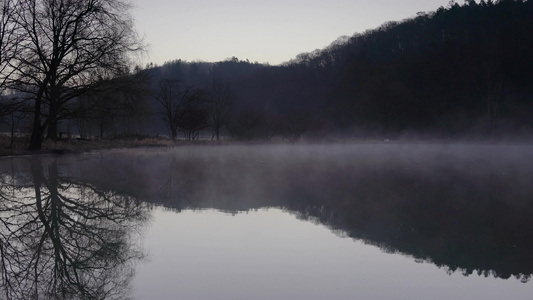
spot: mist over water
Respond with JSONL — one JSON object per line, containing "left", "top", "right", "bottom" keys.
{"left": 1, "top": 143, "right": 533, "bottom": 299}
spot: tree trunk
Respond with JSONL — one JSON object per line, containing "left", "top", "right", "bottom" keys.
{"left": 47, "top": 101, "right": 58, "bottom": 140}
{"left": 9, "top": 113, "right": 16, "bottom": 153}
{"left": 28, "top": 98, "right": 43, "bottom": 151}
{"left": 47, "top": 117, "right": 58, "bottom": 141}
{"left": 171, "top": 128, "right": 177, "bottom": 141}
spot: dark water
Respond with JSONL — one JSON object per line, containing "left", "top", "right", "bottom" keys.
{"left": 1, "top": 143, "right": 533, "bottom": 299}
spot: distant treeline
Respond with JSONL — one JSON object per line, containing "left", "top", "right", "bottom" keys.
{"left": 318, "top": 0, "right": 533, "bottom": 138}
{"left": 143, "top": 0, "right": 533, "bottom": 140}
{"left": 2, "top": 0, "right": 532, "bottom": 143}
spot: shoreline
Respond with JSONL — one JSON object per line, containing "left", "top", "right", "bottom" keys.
{"left": 2, "top": 135, "right": 533, "bottom": 158}
{"left": 0, "top": 137, "right": 179, "bottom": 158}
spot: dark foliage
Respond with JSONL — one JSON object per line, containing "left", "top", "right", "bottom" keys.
{"left": 144, "top": 0, "right": 533, "bottom": 140}
{"left": 320, "top": 0, "right": 533, "bottom": 136}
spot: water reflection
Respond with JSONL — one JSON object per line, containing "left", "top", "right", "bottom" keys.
{"left": 1, "top": 143, "right": 533, "bottom": 298}
{"left": 0, "top": 157, "right": 147, "bottom": 299}
{"left": 61, "top": 144, "right": 533, "bottom": 283}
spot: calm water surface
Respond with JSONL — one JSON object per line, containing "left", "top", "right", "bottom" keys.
{"left": 1, "top": 143, "right": 532, "bottom": 299}
{"left": 134, "top": 208, "right": 531, "bottom": 300}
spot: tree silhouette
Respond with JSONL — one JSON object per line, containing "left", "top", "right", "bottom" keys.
{"left": 206, "top": 75, "right": 233, "bottom": 141}
{"left": 154, "top": 79, "right": 191, "bottom": 141}
{"left": 0, "top": 0, "right": 20, "bottom": 87}
{"left": 5, "top": 0, "right": 144, "bottom": 150}
{"left": 73, "top": 70, "right": 151, "bottom": 139}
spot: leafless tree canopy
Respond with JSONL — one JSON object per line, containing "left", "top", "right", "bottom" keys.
{"left": 154, "top": 79, "right": 188, "bottom": 141}
{"left": 2, "top": 0, "right": 144, "bottom": 149}
{"left": 154, "top": 79, "right": 209, "bottom": 141}
{"left": 0, "top": 0, "right": 20, "bottom": 87}
{"left": 206, "top": 75, "right": 233, "bottom": 141}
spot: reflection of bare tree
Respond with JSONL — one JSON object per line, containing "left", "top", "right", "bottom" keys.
{"left": 0, "top": 158, "right": 147, "bottom": 299}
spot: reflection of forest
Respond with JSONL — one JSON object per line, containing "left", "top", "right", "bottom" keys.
{"left": 3, "top": 144, "right": 533, "bottom": 286}
{"left": 0, "top": 157, "right": 147, "bottom": 299}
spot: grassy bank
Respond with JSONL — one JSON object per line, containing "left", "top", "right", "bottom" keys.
{"left": 0, "top": 136, "right": 177, "bottom": 157}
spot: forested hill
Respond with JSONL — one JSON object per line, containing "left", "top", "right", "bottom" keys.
{"left": 146, "top": 0, "right": 533, "bottom": 140}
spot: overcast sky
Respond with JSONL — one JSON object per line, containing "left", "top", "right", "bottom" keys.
{"left": 132, "top": 0, "right": 456, "bottom": 66}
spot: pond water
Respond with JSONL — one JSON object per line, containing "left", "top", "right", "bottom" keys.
{"left": 1, "top": 143, "right": 533, "bottom": 299}
{"left": 134, "top": 208, "right": 531, "bottom": 300}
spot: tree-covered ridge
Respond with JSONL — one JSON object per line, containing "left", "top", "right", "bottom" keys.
{"left": 147, "top": 0, "right": 533, "bottom": 140}
{"left": 315, "top": 0, "right": 533, "bottom": 136}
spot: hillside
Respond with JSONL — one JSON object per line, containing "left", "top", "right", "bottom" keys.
{"left": 139, "top": 0, "right": 533, "bottom": 141}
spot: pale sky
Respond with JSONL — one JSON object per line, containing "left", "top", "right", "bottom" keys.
{"left": 132, "top": 0, "right": 456, "bottom": 65}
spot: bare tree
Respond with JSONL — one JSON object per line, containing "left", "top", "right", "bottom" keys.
{"left": 0, "top": 1, "right": 29, "bottom": 151}
{"left": 0, "top": 0, "right": 20, "bottom": 87}
{"left": 206, "top": 75, "right": 233, "bottom": 140}
{"left": 154, "top": 79, "right": 190, "bottom": 141}
{"left": 177, "top": 88, "right": 209, "bottom": 140}
{"left": 0, "top": 92, "right": 30, "bottom": 151}
{"left": 6, "top": 0, "right": 143, "bottom": 150}
{"left": 72, "top": 69, "right": 151, "bottom": 139}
